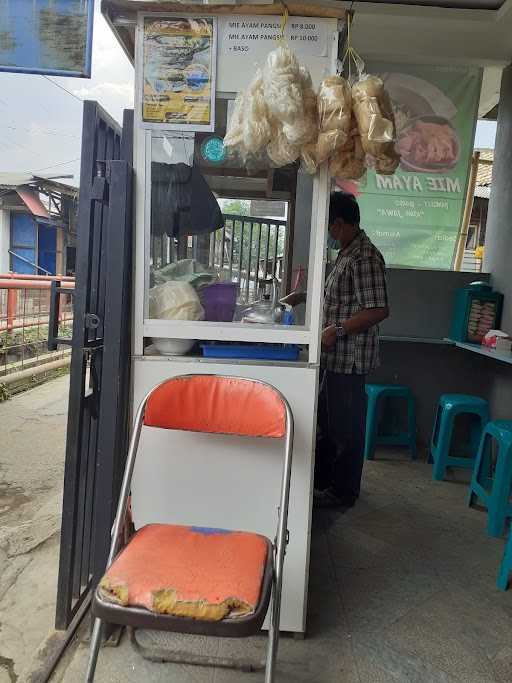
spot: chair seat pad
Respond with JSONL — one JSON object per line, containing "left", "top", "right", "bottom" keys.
{"left": 99, "top": 524, "right": 270, "bottom": 622}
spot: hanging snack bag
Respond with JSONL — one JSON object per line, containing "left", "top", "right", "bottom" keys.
{"left": 329, "top": 114, "right": 366, "bottom": 180}
{"left": 315, "top": 75, "right": 352, "bottom": 165}
{"left": 263, "top": 45, "right": 305, "bottom": 125}
{"left": 282, "top": 66, "right": 318, "bottom": 147}
{"left": 224, "top": 69, "right": 274, "bottom": 163}
{"left": 351, "top": 74, "right": 400, "bottom": 174}
{"left": 223, "top": 90, "right": 247, "bottom": 160}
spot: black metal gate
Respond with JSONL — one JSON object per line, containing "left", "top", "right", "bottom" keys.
{"left": 49, "top": 101, "right": 134, "bottom": 630}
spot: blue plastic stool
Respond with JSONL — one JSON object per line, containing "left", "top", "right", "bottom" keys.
{"left": 497, "top": 529, "right": 512, "bottom": 591}
{"left": 430, "top": 394, "right": 489, "bottom": 482}
{"left": 364, "top": 384, "right": 416, "bottom": 461}
{"left": 468, "top": 420, "right": 512, "bottom": 538}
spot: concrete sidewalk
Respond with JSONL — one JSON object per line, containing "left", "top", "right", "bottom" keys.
{"left": 52, "top": 457, "right": 512, "bottom": 683}
{"left": 0, "top": 375, "right": 69, "bottom": 682}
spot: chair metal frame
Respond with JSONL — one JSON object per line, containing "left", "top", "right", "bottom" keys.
{"left": 85, "top": 374, "right": 294, "bottom": 683}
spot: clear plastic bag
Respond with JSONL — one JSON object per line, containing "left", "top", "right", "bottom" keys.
{"left": 267, "top": 131, "right": 300, "bottom": 167}
{"left": 263, "top": 45, "right": 304, "bottom": 125}
{"left": 148, "top": 281, "right": 205, "bottom": 321}
{"left": 352, "top": 74, "right": 396, "bottom": 152}
{"left": 224, "top": 70, "right": 273, "bottom": 162}
{"left": 223, "top": 91, "right": 247, "bottom": 160}
{"left": 351, "top": 73, "right": 400, "bottom": 175}
{"left": 243, "top": 69, "right": 272, "bottom": 155}
{"left": 329, "top": 115, "right": 366, "bottom": 180}
{"left": 315, "top": 75, "right": 352, "bottom": 165}
{"left": 282, "top": 66, "right": 317, "bottom": 147}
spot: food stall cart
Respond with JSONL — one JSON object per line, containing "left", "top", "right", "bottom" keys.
{"left": 102, "top": 1, "right": 346, "bottom": 634}
{"left": 100, "top": 0, "right": 512, "bottom": 639}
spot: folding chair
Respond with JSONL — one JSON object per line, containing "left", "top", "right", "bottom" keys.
{"left": 85, "top": 374, "right": 294, "bottom": 683}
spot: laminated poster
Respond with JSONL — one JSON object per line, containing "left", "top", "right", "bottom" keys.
{"left": 142, "top": 17, "right": 216, "bottom": 130}
{"left": 337, "top": 64, "right": 482, "bottom": 270}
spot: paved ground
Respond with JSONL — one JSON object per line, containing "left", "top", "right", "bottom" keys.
{"left": 0, "top": 375, "right": 69, "bottom": 682}
{"left": 2, "top": 379, "right": 512, "bottom": 682}
{"left": 53, "top": 454, "right": 512, "bottom": 683}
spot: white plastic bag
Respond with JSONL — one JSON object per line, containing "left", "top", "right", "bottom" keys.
{"left": 224, "top": 70, "right": 274, "bottom": 163}
{"left": 263, "top": 45, "right": 304, "bottom": 125}
{"left": 267, "top": 131, "right": 300, "bottom": 167}
{"left": 149, "top": 281, "right": 205, "bottom": 321}
{"left": 282, "top": 66, "right": 317, "bottom": 147}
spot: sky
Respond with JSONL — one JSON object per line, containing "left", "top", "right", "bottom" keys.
{"left": 0, "top": 1, "right": 498, "bottom": 186}
{"left": 0, "top": 0, "right": 134, "bottom": 185}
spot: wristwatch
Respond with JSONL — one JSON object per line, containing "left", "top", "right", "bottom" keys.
{"left": 336, "top": 324, "right": 346, "bottom": 338}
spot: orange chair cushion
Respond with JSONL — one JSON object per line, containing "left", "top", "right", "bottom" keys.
{"left": 144, "top": 375, "right": 286, "bottom": 438}
{"left": 99, "top": 524, "right": 269, "bottom": 621}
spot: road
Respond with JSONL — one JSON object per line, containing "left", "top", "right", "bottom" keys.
{"left": 0, "top": 375, "right": 69, "bottom": 682}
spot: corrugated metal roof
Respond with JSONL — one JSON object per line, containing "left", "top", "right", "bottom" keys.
{"left": 475, "top": 149, "right": 494, "bottom": 188}
{"left": 477, "top": 149, "right": 494, "bottom": 162}
{"left": 474, "top": 186, "right": 491, "bottom": 199}
{"left": 0, "top": 172, "right": 38, "bottom": 188}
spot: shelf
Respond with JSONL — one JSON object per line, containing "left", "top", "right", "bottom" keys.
{"left": 143, "top": 320, "right": 312, "bottom": 345}
{"left": 451, "top": 340, "right": 512, "bottom": 366}
{"left": 381, "top": 335, "right": 454, "bottom": 345}
{"left": 135, "top": 353, "right": 314, "bottom": 369}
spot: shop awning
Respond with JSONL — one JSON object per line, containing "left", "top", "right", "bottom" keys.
{"left": 15, "top": 187, "right": 50, "bottom": 219}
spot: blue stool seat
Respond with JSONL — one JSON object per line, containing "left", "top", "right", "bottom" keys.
{"left": 468, "top": 420, "right": 512, "bottom": 538}
{"left": 497, "top": 529, "right": 512, "bottom": 591}
{"left": 430, "top": 394, "right": 489, "bottom": 482}
{"left": 364, "top": 384, "right": 416, "bottom": 461}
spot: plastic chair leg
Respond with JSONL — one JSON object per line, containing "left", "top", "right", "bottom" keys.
{"left": 497, "top": 532, "right": 512, "bottom": 591}
{"left": 470, "top": 417, "right": 484, "bottom": 461}
{"left": 468, "top": 433, "right": 486, "bottom": 508}
{"left": 85, "top": 617, "right": 103, "bottom": 682}
{"left": 432, "top": 411, "right": 453, "bottom": 481}
{"left": 430, "top": 405, "right": 441, "bottom": 464}
{"left": 487, "top": 448, "right": 512, "bottom": 538}
{"left": 364, "top": 397, "right": 378, "bottom": 461}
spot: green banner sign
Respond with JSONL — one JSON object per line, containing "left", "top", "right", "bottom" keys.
{"left": 345, "top": 64, "right": 482, "bottom": 269}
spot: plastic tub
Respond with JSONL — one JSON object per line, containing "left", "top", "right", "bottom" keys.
{"left": 200, "top": 282, "right": 237, "bottom": 322}
{"left": 201, "top": 343, "right": 300, "bottom": 361}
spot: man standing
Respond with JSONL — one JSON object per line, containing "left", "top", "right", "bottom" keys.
{"left": 284, "top": 192, "right": 389, "bottom": 508}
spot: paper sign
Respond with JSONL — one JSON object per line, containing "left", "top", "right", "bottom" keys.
{"left": 221, "top": 16, "right": 328, "bottom": 58}
{"left": 217, "top": 15, "right": 337, "bottom": 92}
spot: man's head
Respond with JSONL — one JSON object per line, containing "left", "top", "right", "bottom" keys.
{"left": 328, "top": 192, "right": 360, "bottom": 249}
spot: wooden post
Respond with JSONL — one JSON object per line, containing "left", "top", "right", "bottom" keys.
{"left": 454, "top": 151, "right": 480, "bottom": 271}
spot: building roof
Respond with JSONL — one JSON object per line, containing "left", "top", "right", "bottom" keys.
{"left": 475, "top": 148, "right": 493, "bottom": 191}
{"left": 0, "top": 173, "right": 77, "bottom": 197}
{"left": 474, "top": 186, "right": 491, "bottom": 199}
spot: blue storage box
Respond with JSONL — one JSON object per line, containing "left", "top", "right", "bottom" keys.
{"left": 201, "top": 343, "right": 301, "bottom": 361}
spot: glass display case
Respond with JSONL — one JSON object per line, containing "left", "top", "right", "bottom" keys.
{"left": 134, "top": 94, "right": 330, "bottom": 361}
{"left": 128, "top": 8, "right": 340, "bottom": 634}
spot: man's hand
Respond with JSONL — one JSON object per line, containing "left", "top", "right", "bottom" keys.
{"left": 321, "top": 325, "right": 337, "bottom": 350}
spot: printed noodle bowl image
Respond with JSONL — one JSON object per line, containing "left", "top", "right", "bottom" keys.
{"left": 397, "top": 115, "right": 460, "bottom": 173}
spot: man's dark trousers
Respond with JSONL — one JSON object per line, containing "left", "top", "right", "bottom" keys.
{"left": 315, "top": 369, "right": 367, "bottom": 501}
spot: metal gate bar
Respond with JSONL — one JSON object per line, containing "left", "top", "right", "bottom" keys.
{"left": 54, "top": 103, "right": 133, "bottom": 630}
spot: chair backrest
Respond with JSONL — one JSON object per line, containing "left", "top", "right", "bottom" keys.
{"left": 143, "top": 374, "right": 287, "bottom": 439}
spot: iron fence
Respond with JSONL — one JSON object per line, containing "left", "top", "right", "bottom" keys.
{"left": 0, "top": 274, "right": 74, "bottom": 377}
{"left": 149, "top": 213, "right": 288, "bottom": 303}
